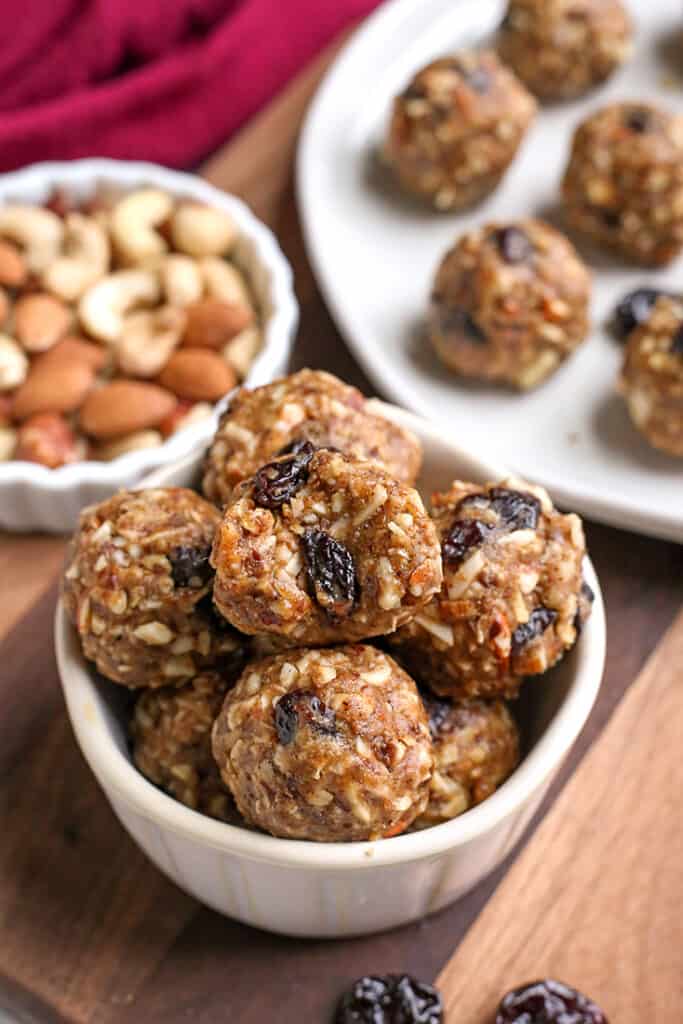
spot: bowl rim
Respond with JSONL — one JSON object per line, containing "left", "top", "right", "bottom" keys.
{"left": 0, "top": 157, "right": 299, "bottom": 490}
{"left": 55, "top": 402, "right": 606, "bottom": 871}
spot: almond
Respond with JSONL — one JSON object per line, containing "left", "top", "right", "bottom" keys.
{"left": 13, "top": 292, "right": 71, "bottom": 352}
{"left": 157, "top": 348, "right": 236, "bottom": 401}
{"left": 182, "top": 298, "right": 253, "bottom": 349}
{"left": 15, "top": 413, "right": 82, "bottom": 468}
{"left": 0, "top": 394, "right": 14, "bottom": 426}
{"left": 80, "top": 380, "right": 177, "bottom": 440}
{"left": 0, "top": 240, "right": 27, "bottom": 288}
{"left": 34, "top": 335, "right": 109, "bottom": 373}
{"left": 12, "top": 361, "right": 95, "bottom": 420}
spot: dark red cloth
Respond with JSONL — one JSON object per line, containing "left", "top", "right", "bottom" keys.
{"left": 0, "top": 0, "right": 381, "bottom": 171}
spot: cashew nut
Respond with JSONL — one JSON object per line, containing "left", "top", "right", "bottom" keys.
{"left": 111, "top": 188, "right": 174, "bottom": 265}
{"left": 95, "top": 429, "right": 163, "bottom": 461}
{"left": 0, "top": 425, "right": 17, "bottom": 461}
{"left": 0, "top": 205, "right": 63, "bottom": 272}
{"left": 161, "top": 254, "right": 203, "bottom": 306}
{"left": 222, "top": 325, "right": 261, "bottom": 379}
{"left": 200, "top": 257, "right": 252, "bottom": 307}
{"left": 116, "top": 306, "right": 186, "bottom": 378}
{"left": 42, "top": 213, "right": 110, "bottom": 301}
{"left": 79, "top": 269, "right": 161, "bottom": 344}
{"left": 0, "top": 334, "right": 29, "bottom": 391}
{"left": 171, "top": 204, "right": 237, "bottom": 258}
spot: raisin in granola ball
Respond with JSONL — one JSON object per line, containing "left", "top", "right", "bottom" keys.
{"left": 498, "top": 0, "right": 632, "bottom": 101}
{"left": 429, "top": 220, "right": 591, "bottom": 390}
{"left": 62, "top": 488, "right": 247, "bottom": 688}
{"left": 202, "top": 369, "right": 422, "bottom": 506}
{"left": 562, "top": 102, "right": 683, "bottom": 266}
{"left": 390, "top": 478, "right": 589, "bottom": 699}
{"left": 383, "top": 51, "right": 536, "bottom": 211}
{"left": 618, "top": 295, "right": 683, "bottom": 456}
{"left": 210, "top": 448, "right": 442, "bottom": 645}
{"left": 212, "top": 646, "right": 434, "bottom": 841}
{"left": 131, "top": 671, "right": 241, "bottom": 822}
{"left": 414, "top": 694, "right": 519, "bottom": 828}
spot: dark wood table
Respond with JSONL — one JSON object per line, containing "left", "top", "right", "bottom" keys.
{"left": 0, "top": 38, "right": 681, "bottom": 1024}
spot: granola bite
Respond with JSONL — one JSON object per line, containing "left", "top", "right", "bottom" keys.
{"left": 618, "top": 295, "right": 683, "bottom": 456}
{"left": 212, "top": 646, "right": 434, "bottom": 841}
{"left": 390, "top": 478, "right": 589, "bottom": 699}
{"left": 202, "top": 369, "right": 422, "bottom": 506}
{"left": 498, "top": 0, "right": 632, "bottom": 101}
{"left": 414, "top": 694, "right": 519, "bottom": 828}
{"left": 62, "top": 488, "right": 247, "bottom": 688}
{"left": 131, "top": 671, "right": 240, "bottom": 822}
{"left": 210, "top": 448, "right": 442, "bottom": 645}
{"left": 428, "top": 220, "right": 591, "bottom": 390}
{"left": 562, "top": 102, "right": 683, "bottom": 266}
{"left": 383, "top": 51, "right": 536, "bottom": 211}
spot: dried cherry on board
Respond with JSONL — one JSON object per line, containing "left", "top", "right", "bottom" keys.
{"left": 335, "top": 973, "right": 443, "bottom": 1024}
{"left": 496, "top": 978, "right": 608, "bottom": 1023}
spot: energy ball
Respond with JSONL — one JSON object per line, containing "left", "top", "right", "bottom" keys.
{"left": 618, "top": 295, "right": 683, "bottom": 456}
{"left": 62, "top": 488, "right": 247, "bottom": 688}
{"left": 429, "top": 219, "right": 591, "bottom": 390}
{"left": 202, "top": 369, "right": 422, "bottom": 506}
{"left": 383, "top": 51, "right": 536, "bottom": 211}
{"left": 414, "top": 694, "right": 519, "bottom": 828}
{"left": 131, "top": 671, "right": 240, "bottom": 822}
{"left": 390, "top": 478, "right": 589, "bottom": 699}
{"left": 212, "top": 646, "right": 434, "bottom": 841}
{"left": 498, "top": 0, "right": 633, "bottom": 101}
{"left": 562, "top": 102, "right": 683, "bottom": 266}
{"left": 211, "top": 447, "right": 442, "bottom": 645}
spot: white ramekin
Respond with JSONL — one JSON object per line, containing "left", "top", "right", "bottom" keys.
{"left": 55, "top": 402, "right": 606, "bottom": 938}
{"left": 0, "top": 159, "right": 298, "bottom": 532}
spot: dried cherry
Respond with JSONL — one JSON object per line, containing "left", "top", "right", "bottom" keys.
{"left": 488, "top": 487, "right": 541, "bottom": 531}
{"left": 253, "top": 441, "right": 315, "bottom": 508}
{"left": 511, "top": 606, "right": 557, "bottom": 652}
{"left": 495, "top": 227, "right": 533, "bottom": 264}
{"left": 670, "top": 324, "right": 683, "bottom": 356}
{"left": 496, "top": 978, "right": 607, "bottom": 1023}
{"left": 420, "top": 691, "right": 452, "bottom": 739}
{"left": 169, "top": 545, "right": 213, "bottom": 588}
{"left": 274, "top": 689, "right": 337, "bottom": 745}
{"left": 613, "top": 287, "right": 670, "bottom": 340}
{"left": 335, "top": 973, "right": 442, "bottom": 1024}
{"left": 302, "top": 529, "right": 359, "bottom": 618}
{"left": 442, "top": 518, "right": 491, "bottom": 565}
{"left": 625, "top": 107, "right": 651, "bottom": 133}
{"left": 439, "top": 307, "right": 488, "bottom": 345}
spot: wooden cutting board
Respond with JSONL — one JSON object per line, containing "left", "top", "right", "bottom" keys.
{"left": 438, "top": 608, "right": 683, "bottom": 1022}
{"left": 0, "top": 32, "right": 682, "bottom": 1024}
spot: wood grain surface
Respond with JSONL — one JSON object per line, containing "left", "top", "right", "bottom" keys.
{"left": 438, "top": 609, "right": 683, "bottom": 1022}
{"left": 0, "top": 31, "right": 681, "bottom": 1024}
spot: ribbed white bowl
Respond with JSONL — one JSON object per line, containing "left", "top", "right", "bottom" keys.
{"left": 55, "top": 402, "right": 605, "bottom": 938}
{"left": 0, "top": 159, "right": 298, "bottom": 532}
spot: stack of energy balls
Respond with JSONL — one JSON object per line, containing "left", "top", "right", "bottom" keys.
{"left": 63, "top": 370, "right": 593, "bottom": 842}
{"left": 382, "top": 1, "right": 683, "bottom": 456}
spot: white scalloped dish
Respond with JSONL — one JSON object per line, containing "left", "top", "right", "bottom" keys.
{"left": 0, "top": 159, "right": 298, "bottom": 532}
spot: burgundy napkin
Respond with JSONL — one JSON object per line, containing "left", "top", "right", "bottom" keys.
{"left": 0, "top": 0, "right": 381, "bottom": 171}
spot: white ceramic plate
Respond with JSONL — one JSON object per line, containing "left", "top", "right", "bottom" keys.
{"left": 297, "top": 0, "right": 683, "bottom": 542}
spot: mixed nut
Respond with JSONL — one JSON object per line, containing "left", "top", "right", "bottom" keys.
{"left": 0, "top": 184, "right": 262, "bottom": 467}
